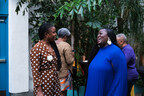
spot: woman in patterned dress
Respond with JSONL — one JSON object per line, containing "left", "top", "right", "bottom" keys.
{"left": 30, "top": 22, "right": 61, "bottom": 96}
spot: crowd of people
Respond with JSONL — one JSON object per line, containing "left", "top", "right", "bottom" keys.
{"left": 30, "top": 22, "right": 138, "bottom": 96}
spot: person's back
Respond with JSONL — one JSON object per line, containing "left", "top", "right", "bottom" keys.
{"left": 56, "top": 41, "right": 74, "bottom": 78}
{"left": 56, "top": 28, "right": 74, "bottom": 96}
{"left": 122, "top": 44, "right": 138, "bottom": 80}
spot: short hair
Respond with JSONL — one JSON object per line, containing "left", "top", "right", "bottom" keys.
{"left": 116, "top": 33, "right": 127, "bottom": 43}
{"left": 57, "top": 28, "right": 71, "bottom": 38}
{"left": 38, "top": 22, "right": 54, "bottom": 40}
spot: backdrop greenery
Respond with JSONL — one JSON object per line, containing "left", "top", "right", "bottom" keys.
{"left": 15, "top": 0, "right": 144, "bottom": 87}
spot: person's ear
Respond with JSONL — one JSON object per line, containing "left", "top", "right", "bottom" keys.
{"left": 44, "top": 32, "right": 48, "bottom": 36}
{"left": 44, "top": 32, "right": 49, "bottom": 38}
{"left": 63, "top": 36, "right": 67, "bottom": 41}
{"left": 120, "top": 40, "right": 124, "bottom": 45}
{"left": 63, "top": 36, "right": 66, "bottom": 39}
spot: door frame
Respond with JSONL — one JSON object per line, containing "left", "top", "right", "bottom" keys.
{"left": 0, "top": 14, "right": 9, "bottom": 96}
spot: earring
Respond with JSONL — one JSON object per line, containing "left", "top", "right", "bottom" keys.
{"left": 107, "top": 37, "right": 112, "bottom": 45}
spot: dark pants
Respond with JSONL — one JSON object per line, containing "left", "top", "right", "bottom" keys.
{"left": 127, "top": 79, "right": 137, "bottom": 96}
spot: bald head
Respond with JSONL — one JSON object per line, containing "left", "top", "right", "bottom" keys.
{"left": 116, "top": 33, "right": 127, "bottom": 48}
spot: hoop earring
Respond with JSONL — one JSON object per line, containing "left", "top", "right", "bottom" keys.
{"left": 107, "top": 37, "right": 112, "bottom": 45}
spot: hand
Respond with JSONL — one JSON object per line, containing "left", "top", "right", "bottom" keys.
{"left": 72, "top": 52, "right": 75, "bottom": 57}
{"left": 37, "top": 91, "right": 44, "bottom": 96}
{"left": 37, "top": 86, "right": 44, "bottom": 96}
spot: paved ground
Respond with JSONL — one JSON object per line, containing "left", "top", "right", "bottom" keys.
{"left": 9, "top": 90, "right": 144, "bottom": 96}
{"left": 10, "top": 92, "right": 34, "bottom": 96}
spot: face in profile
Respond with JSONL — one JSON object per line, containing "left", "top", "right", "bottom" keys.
{"left": 97, "top": 29, "right": 108, "bottom": 47}
{"left": 116, "top": 37, "right": 123, "bottom": 48}
{"left": 46, "top": 26, "right": 57, "bottom": 42}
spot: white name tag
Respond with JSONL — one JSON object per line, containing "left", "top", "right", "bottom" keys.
{"left": 47, "top": 55, "right": 53, "bottom": 61}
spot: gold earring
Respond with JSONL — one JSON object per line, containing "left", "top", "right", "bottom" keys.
{"left": 107, "top": 37, "right": 112, "bottom": 45}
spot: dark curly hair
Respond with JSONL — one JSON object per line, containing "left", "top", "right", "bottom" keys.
{"left": 38, "top": 22, "right": 54, "bottom": 40}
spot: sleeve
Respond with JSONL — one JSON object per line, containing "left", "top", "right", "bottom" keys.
{"left": 63, "top": 44, "right": 74, "bottom": 65}
{"left": 30, "top": 46, "right": 42, "bottom": 88}
{"left": 107, "top": 50, "right": 127, "bottom": 96}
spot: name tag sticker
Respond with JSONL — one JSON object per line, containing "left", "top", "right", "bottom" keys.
{"left": 47, "top": 55, "right": 53, "bottom": 61}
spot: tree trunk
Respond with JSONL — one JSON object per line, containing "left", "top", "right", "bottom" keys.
{"left": 114, "top": 0, "right": 124, "bottom": 33}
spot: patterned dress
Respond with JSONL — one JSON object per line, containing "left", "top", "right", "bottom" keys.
{"left": 30, "top": 41, "right": 61, "bottom": 96}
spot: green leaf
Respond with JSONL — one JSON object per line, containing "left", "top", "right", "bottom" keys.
{"left": 60, "top": 9, "right": 64, "bottom": 19}
{"left": 86, "top": 22, "right": 93, "bottom": 27}
{"left": 69, "top": 9, "right": 74, "bottom": 19}
{"left": 78, "top": 6, "right": 84, "bottom": 17}
{"left": 87, "top": 0, "right": 91, "bottom": 11}
{"left": 74, "top": 9, "right": 78, "bottom": 13}
{"left": 19, "top": 2, "right": 22, "bottom": 7}
{"left": 82, "top": 3, "right": 86, "bottom": 8}
{"left": 98, "top": 0, "right": 102, "bottom": 6}
{"left": 93, "top": 0, "right": 96, "bottom": 10}
{"left": 15, "top": 5, "right": 20, "bottom": 14}
{"left": 105, "top": 0, "right": 108, "bottom": 4}
{"left": 23, "top": 10, "right": 25, "bottom": 15}
{"left": 76, "top": 3, "right": 80, "bottom": 10}
{"left": 70, "top": 2, "right": 74, "bottom": 7}
{"left": 64, "top": 6, "right": 70, "bottom": 11}
{"left": 69, "top": 9, "right": 74, "bottom": 16}
{"left": 86, "top": 21, "right": 102, "bottom": 29}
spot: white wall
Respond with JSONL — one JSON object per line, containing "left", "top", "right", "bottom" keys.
{"left": 9, "top": 0, "right": 29, "bottom": 93}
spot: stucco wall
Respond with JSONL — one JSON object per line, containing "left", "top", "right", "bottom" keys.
{"left": 9, "top": 0, "right": 29, "bottom": 93}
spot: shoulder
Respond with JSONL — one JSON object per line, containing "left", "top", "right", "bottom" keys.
{"left": 58, "top": 41, "right": 71, "bottom": 48}
{"left": 108, "top": 45, "right": 126, "bottom": 63}
{"left": 31, "top": 41, "right": 43, "bottom": 51}
{"left": 122, "top": 44, "right": 134, "bottom": 53}
{"left": 60, "top": 41, "right": 70, "bottom": 46}
{"left": 109, "top": 44, "right": 124, "bottom": 57}
{"left": 125, "top": 44, "right": 133, "bottom": 50}
{"left": 110, "top": 44, "right": 122, "bottom": 53}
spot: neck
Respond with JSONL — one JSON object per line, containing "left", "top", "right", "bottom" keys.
{"left": 122, "top": 43, "right": 127, "bottom": 48}
{"left": 104, "top": 43, "right": 108, "bottom": 47}
{"left": 58, "top": 38, "right": 65, "bottom": 42}
{"left": 41, "top": 39, "right": 50, "bottom": 45}
{"left": 99, "top": 43, "right": 108, "bottom": 48}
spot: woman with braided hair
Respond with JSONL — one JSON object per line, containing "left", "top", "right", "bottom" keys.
{"left": 30, "top": 22, "right": 61, "bottom": 96}
{"left": 85, "top": 28, "right": 127, "bottom": 96}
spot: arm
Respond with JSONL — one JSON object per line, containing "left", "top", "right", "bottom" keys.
{"left": 63, "top": 44, "right": 74, "bottom": 65}
{"left": 30, "top": 46, "right": 43, "bottom": 95}
{"left": 122, "top": 49, "right": 131, "bottom": 64}
{"left": 108, "top": 51, "right": 127, "bottom": 96}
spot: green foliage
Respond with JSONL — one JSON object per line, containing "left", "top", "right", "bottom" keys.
{"left": 15, "top": 0, "right": 144, "bottom": 89}
{"left": 73, "top": 66, "right": 86, "bottom": 89}
{"left": 135, "top": 75, "right": 144, "bottom": 87}
{"left": 15, "top": 0, "right": 144, "bottom": 64}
